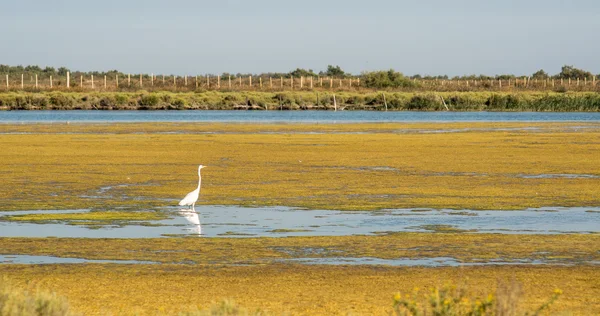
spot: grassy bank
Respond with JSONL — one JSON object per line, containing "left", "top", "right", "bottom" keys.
{"left": 1, "top": 90, "right": 600, "bottom": 111}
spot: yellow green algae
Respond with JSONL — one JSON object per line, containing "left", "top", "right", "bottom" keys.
{"left": 0, "top": 264, "right": 597, "bottom": 315}
{"left": 1, "top": 233, "right": 598, "bottom": 265}
{"left": 1, "top": 122, "right": 600, "bottom": 212}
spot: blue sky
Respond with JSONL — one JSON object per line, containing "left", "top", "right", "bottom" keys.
{"left": 1, "top": 0, "right": 598, "bottom": 76}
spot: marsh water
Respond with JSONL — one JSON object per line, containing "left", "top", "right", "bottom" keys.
{"left": 1, "top": 206, "right": 598, "bottom": 238}
{"left": 2, "top": 110, "right": 600, "bottom": 123}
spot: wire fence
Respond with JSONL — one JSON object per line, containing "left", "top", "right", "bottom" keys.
{"left": 2, "top": 73, "right": 599, "bottom": 92}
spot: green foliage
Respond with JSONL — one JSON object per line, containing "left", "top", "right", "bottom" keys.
{"left": 288, "top": 68, "right": 317, "bottom": 78}
{"left": 406, "top": 94, "right": 441, "bottom": 110}
{"left": 531, "top": 69, "right": 549, "bottom": 79}
{"left": 322, "top": 65, "right": 347, "bottom": 77}
{"left": 1, "top": 91, "right": 599, "bottom": 111}
{"left": 362, "top": 70, "right": 416, "bottom": 89}
{"left": 557, "top": 65, "right": 594, "bottom": 80}
{"left": 139, "top": 94, "right": 160, "bottom": 107}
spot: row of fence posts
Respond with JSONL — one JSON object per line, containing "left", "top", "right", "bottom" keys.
{"left": 2, "top": 72, "right": 598, "bottom": 89}
{"left": 428, "top": 76, "right": 598, "bottom": 88}
{"left": 3, "top": 72, "right": 362, "bottom": 89}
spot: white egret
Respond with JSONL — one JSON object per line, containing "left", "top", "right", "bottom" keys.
{"left": 178, "top": 165, "right": 206, "bottom": 209}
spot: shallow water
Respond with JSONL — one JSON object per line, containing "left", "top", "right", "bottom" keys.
{"left": 1, "top": 254, "right": 585, "bottom": 266}
{"left": 2, "top": 110, "right": 600, "bottom": 123}
{"left": 0, "top": 206, "right": 598, "bottom": 238}
{"left": 279, "top": 257, "right": 575, "bottom": 267}
{"left": 0, "top": 254, "right": 157, "bottom": 265}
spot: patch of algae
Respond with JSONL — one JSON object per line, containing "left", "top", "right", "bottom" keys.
{"left": 1, "top": 233, "right": 598, "bottom": 265}
{"left": 1, "top": 210, "right": 168, "bottom": 226}
{"left": 0, "top": 264, "right": 597, "bottom": 315}
{"left": 1, "top": 122, "right": 600, "bottom": 212}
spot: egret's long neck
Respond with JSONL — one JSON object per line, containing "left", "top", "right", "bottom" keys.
{"left": 197, "top": 170, "right": 202, "bottom": 190}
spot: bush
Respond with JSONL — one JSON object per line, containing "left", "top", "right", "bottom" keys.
{"left": 0, "top": 277, "right": 72, "bottom": 316}
{"left": 139, "top": 94, "right": 160, "bottom": 107}
{"left": 406, "top": 94, "right": 440, "bottom": 110}
{"left": 363, "top": 70, "right": 417, "bottom": 89}
{"left": 392, "top": 280, "right": 562, "bottom": 316}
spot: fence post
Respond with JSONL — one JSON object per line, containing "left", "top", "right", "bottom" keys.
{"left": 280, "top": 76, "right": 283, "bottom": 88}
{"left": 357, "top": 78, "right": 360, "bottom": 87}
{"left": 349, "top": 78, "right": 352, "bottom": 88}
{"left": 151, "top": 73, "right": 154, "bottom": 86}
{"left": 80, "top": 75, "right": 83, "bottom": 87}
{"left": 270, "top": 77, "right": 272, "bottom": 89}
{"left": 104, "top": 75, "right": 107, "bottom": 89}
{"left": 249, "top": 76, "right": 252, "bottom": 87}
{"left": 259, "top": 77, "right": 262, "bottom": 88}
{"left": 162, "top": 75, "right": 165, "bottom": 85}
{"left": 206, "top": 75, "right": 209, "bottom": 88}
{"left": 116, "top": 75, "right": 119, "bottom": 88}
{"left": 330, "top": 78, "right": 333, "bottom": 89}
{"left": 320, "top": 76, "right": 323, "bottom": 87}
{"left": 239, "top": 76, "right": 242, "bottom": 87}
{"left": 35, "top": 74, "right": 38, "bottom": 88}
{"left": 91, "top": 75, "right": 94, "bottom": 89}
{"left": 173, "top": 76, "right": 176, "bottom": 87}
{"left": 300, "top": 76, "right": 303, "bottom": 89}
{"left": 577, "top": 78, "right": 579, "bottom": 86}
{"left": 339, "top": 78, "right": 342, "bottom": 88}
{"left": 5, "top": 74, "right": 8, "bottom": 89}
{"left": 50, "top": 76, "right": 53, "bottom": 88}
{"left": 310, "top": 76, "right": 313, "bottom": 89}
{"left": 218, "top": 75, "right": 221, "bottom": 88}
{"left": 185, "top": 75, "right": 187, "bottom": 86}
{"left": 128, "top": 74, "right": 131, "bottom": 86}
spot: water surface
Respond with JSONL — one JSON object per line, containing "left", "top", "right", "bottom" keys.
{"left": 0, "top": 206, "right": 597, "bottom": 238}
{"left": 2, "top": 110, "right": 600, "bottom": 123}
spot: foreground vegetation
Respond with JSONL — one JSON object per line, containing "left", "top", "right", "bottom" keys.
{"left": 0, "top": 274, "right": 567, "bottom": 316}
{"left": 1, "top": 90, "right": 600, "bottom": 111}
{"left": 1, "top": 264, "right": 595, "bottom": 315}
{"left": 1, "top": 122, "right": 600, "bottom": 211}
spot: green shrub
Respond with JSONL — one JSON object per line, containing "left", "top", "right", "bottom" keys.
{"left": 363, "top": 70, "right": 417, "bottom": 89}
{"left": 406, "top": 94, "right": 439, "bottom": 110}
{"left": 139, "top": 94, "right": 160, "bottom": 107}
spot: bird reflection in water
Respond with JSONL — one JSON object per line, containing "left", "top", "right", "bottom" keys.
{"left": 178, "top": 207, "right": 202, "bottom": 235}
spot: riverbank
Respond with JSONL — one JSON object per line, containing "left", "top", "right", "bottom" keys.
{"left": 1, "top": 90, "right": 599, "bottom": 111}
